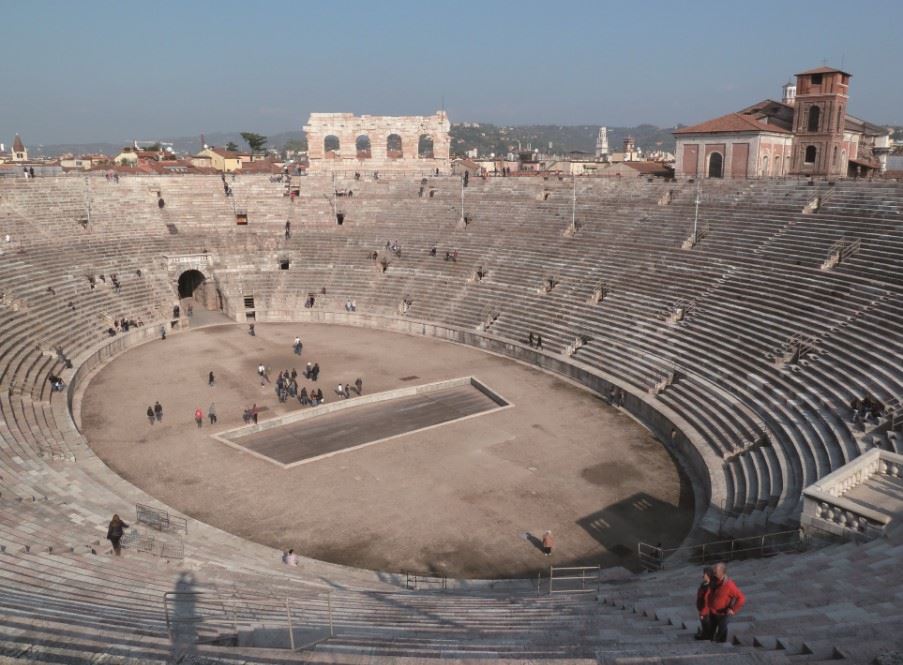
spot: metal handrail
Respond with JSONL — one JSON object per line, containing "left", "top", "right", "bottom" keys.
{"left": 638, "top": 528, "right": 806, "bottom": 571}
{"left": 163, "top": 587, "right": 334, "bottom": 649}
{"left": 549, "top": 565, "right": 601, "bottom": 594}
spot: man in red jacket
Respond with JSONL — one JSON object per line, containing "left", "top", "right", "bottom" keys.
{"left": 705, "top": 562, "right": 746, "bottom": 643}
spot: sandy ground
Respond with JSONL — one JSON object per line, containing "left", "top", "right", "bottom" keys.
{"left": 81, "top": 322, "right": 693, "bottom": 578}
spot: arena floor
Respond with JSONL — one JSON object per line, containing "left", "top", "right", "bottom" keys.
{"left": 79, "top": 322, "right": 693, "bottom": 578}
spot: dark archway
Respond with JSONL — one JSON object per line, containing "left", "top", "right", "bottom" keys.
{"left": 707, "top": 152, "right": 723, "bottom": 178}
{"left": 418, "top": 134, "right": 434, "bottom": 158}
{"left": 805, "top": 145, "right": 817, "bottom": 164}
{"left": 324, "top": 135, "right": 340, "bottom": 157}
{"left": 355, "top": 135, "right": 371, "bottom": 159}
{"left": 387, "top": 134, "right": 403, "bottom": 159}
{"left": 178, "top": 270, "right": 206, "bottom": 299}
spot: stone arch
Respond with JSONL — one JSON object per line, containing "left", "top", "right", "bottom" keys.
{"left": 178, "top": 269, "right": 206, "bottom": 299}
{"left": 355, "top": 135, "right": 371, "bottom": 159}
{"left": 178, "top": 269, "right": 222, "bottom": 310}
{"left": 762, "top": 155, "right": 769, "bottom": 176}
{"left": 707, "top": 152, "right": 723, "bottom": 178}
{"left": 386, "top": 134, "right": 403, "bottom": 159}
{"left": 418, "top": 134, "right": 434, "bottom": 158}
{"left": 324, "top": 135, "right": 340, "bottom": 157}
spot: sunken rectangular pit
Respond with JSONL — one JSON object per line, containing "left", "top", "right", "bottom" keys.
{"left": 212, "top": 377, "right": 511, "bottom": 468}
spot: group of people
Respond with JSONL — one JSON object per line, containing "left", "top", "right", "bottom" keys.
{"left": 194, "top": 405, "right": 217, "bottom": 427}
{"left": 47, "top": 374, "right": 65, "bottom": 392}
{"left": 385, "top": 240, "right": 402, "bottom": 257}
{"left": 527, "top": 332, "right": 544, "bottom": 349}
{"left": 146, "top": 401, "right": 163, "bottom": 424}
{"left": 850, "top": 394, "right": 885, "bottom": 427}
{"left": 106, "top": 316, "right": 144, "bottom": 337}
{"left": 335, "top": 378, "right": 363, "bottom": 399}
{"left": 344, "top": 299, "right": 358, "bottom": 312}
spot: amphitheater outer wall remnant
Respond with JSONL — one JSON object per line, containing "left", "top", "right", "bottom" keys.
{"left": 304, "top": 112, "right": 451, "bottom": 174}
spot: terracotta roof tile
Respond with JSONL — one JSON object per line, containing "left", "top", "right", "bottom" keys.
{"left": 674, "top": 112, "right": 791, "bottom": 136}
{"left": 796, "top": 66, "right": 851, "bottom": 77}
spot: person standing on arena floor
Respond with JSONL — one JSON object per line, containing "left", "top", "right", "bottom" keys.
{"left": 355, "top": 377, "right": 363, "bottom": 395}
{"left": 208, "top": 371, "right": 215, "bottom": 387}
{"left": 293, "top": 336, "right": 302, "bottom": 355}
{"left": 542, "top": 530, "right": 554, "bottom": 556}
{"left": 194, "top": 407, "right": 203, "bottom": 428}
{"left": 312, "top": 363, "right": 320, "bottom": 381}
{"left": 208, "top": 403, "right": 217, "bottom": 425}
{"left": 107, "top": 514, "right": 129, "bottom": 556}
{"left": 154, "top": 401, "right": 163, "bottom": 422}
{"left": 146, "top": 406, "right": 155, "bottom": 425}
{"left": 705, "top": 562, "right": 745, "bottom": 643}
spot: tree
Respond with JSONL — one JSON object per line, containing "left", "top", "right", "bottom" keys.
{"left": 240, "top": 132, "right": 267, "bottom": 154}
{"left": 225, "top": 141, "right": 239, "bottom": 152}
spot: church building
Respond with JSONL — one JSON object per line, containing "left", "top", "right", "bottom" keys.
{"left": 673, "top": 67, "right": 889, "bottom": 179}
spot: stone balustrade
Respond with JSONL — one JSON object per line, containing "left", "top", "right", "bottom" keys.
{"left": 801, "top": 448, "right": 903, "bottom": 539}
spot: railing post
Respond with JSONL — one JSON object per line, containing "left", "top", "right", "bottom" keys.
{"left": 328, "top": 591, "right": 334, "bottom": 638}
{"left": 286, "top": 598, "right": 295, "bottom": 651}
{"left": 549, "top": 566, "right": 553, "bottom": 594}
{"left": 761, "top": 535, "right": 766, "bottom": 556}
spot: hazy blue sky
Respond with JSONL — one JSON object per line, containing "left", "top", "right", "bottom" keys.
{"left": 2, "top": 0, "right": 901, "bottom": 144}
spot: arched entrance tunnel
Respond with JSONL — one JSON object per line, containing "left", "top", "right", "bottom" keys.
{"left": 177, "top": 269, "right": 221, "bottom": 311}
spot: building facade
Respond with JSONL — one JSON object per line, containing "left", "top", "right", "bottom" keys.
{"left": 674, "top": 67, "right": 887, "bottom": 179}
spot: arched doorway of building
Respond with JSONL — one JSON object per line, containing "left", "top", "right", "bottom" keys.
{"left": 707, "top": 152, "right": 724, "bottom": 178}
{"left": 178, "top": 270, "right": 205, "bottom": 298}
{"left": 177, "top": 269, "right": 222, "bottom": 312}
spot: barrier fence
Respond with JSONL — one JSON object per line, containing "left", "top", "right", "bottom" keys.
{"left": 638, "top": 529, "right": 807, "bottom": 571}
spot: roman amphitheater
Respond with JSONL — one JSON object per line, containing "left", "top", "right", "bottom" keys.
{"left": 0, "top": 168, "right": 902, "bottom": 664}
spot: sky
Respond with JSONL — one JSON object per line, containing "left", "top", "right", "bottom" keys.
{"left": 2, "top": 0, "right": 902, "bottom": 145}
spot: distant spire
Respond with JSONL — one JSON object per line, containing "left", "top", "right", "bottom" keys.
{"left": 12, "top": 134, "right": 24, "bottom": 152}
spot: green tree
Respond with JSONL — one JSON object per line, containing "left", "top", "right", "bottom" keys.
{"left": 240, "top": 132, "right": 268, "bottom": 154}
{"left": 225, "top": 141, "right": 239, "bottom": 152}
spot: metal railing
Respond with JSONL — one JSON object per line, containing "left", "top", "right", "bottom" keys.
{"left": 163, "top": 586, "right": 334, "bottom": 651}
{"left": 548, "top": 565, "right": 602, "bottom": 594}
{"left": 638, "top": 528, "right": 807, "bottom": 571}
{"left": 404, "top": 571, "right": 448, "bottom": 591}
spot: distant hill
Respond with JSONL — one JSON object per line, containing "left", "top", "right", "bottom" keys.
{"left": 449, "top": 124, "right": 678, "bottom": 157}
{"left": 31, "top": 124, "right": 681, "bottom": 159}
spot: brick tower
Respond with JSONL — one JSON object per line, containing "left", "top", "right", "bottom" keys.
{"left": 789, "top": 66, "right": 850, "bottom": 177}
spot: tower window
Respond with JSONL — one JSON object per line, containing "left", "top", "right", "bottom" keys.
{"left": 807, "top": 106, "right": 821, "bottom": 132}
{"left": 805, "top": 146, "right": 817, "bottom": 164}
{"left": 811, "top": 73, "right": 823, "bottom": 85}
